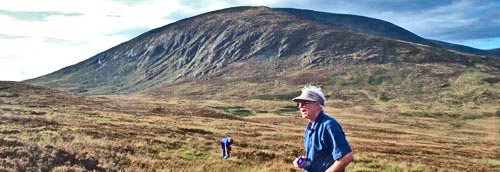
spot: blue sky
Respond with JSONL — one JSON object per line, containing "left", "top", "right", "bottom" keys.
{"left": 1, "top": 0, "right": 499, "bottom": 81}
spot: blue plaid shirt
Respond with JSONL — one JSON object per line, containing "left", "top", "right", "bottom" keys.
{"left": 303, "top": 111, "right": 352, "bottom": 172}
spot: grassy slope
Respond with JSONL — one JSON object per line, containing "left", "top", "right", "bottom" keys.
{"left": 1, "top": 81, "right": 499, "bottom": 171}
{"left": 147, "top": 61, "right": 500, "bottom": 116}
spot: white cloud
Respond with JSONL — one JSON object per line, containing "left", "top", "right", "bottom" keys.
{"left": 395, "top": 0, "right": 475, "bottom": 34}
{"left": 1, "top": 0, "right": 280, "bottom": 81}
{"left": 0, "top": 0, "right": 184, "bottom": 81}
{"left": 0, "top": 33, "right": 126, "bottom": 81}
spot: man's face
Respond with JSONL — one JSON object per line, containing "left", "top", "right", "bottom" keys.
{"left": 296, "top": 100, "right": 321, "bottom": 120}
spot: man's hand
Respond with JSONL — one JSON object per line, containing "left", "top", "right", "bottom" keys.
{"left": 325, "top": 152, "right": 354, "bottom": 172}
{"left": 293, "top": 156, "right": 306, "bottom": 168}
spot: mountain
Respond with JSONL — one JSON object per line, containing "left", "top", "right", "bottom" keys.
{"left": 275, "top": 8, "right": 435, "bottom": 46}
{"left": 430, "top": 39, "right": 500, "bottom": 57}
{"left": 488, "top": 48, "right": 500, "bottom": 55}
{"left": 25, "top": 6, "right": 500, "bottom": 106}
{"left": 277, "top": 8, "right": 499, "bottom": 58}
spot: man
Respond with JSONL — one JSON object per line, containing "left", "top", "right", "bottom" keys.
{"left": 220, "top": 135, "right": 232, "bottom": 159}
{"left": 292, "top": 86, "right": 353, "bottom": 172}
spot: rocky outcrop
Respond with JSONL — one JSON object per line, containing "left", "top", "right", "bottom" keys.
{"left": 25, "top": 6, "right": 500, "bottom": 95}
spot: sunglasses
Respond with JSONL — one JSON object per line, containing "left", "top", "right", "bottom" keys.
{"left": 296, "top": 101, "right": 317, "bottom": 107}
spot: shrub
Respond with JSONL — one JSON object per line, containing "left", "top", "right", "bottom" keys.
{"left": 277, "top": 105, "right": 297, "bottom": 115}
{"left": 378, "top": 92, "right": 392, "bottom": 102}
{"left": 233, "top": 109, "right": 252, "bottom": 116}
{"left": 482, "top": 77, "right": 500, "bottom": 84}
{"left": 368, "top": 75, "right": 384, "bottom": 85}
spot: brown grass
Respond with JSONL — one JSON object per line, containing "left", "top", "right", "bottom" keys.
{"left": 1, "top": 81, "right": 499, "bottom": 171}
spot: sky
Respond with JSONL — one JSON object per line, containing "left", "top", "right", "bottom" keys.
{"left": 1, "top": 0, "right": 499, "bottom": 81}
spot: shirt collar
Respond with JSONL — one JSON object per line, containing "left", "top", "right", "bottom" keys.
{"left": 307, "top": 111, "right": 325, "bottom": 131}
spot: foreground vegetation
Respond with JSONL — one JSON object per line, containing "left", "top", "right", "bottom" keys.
{"left": 0, "top": 81, "right": 499, "bottom": 171}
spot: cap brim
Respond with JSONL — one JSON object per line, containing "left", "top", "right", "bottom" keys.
{"left": 292, "top": 95, "right": 316, "bottom": 102}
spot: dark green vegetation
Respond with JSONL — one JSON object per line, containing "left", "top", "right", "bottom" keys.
{"left": 210, "top": 106, "right": 253, "bottom": 116}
